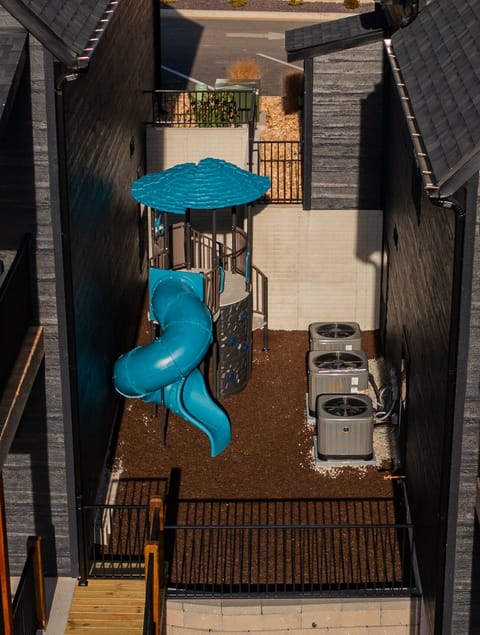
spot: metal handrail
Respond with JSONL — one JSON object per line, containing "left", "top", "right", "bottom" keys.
{"left": 166, "top": 522, "right": 418, "bottom": 598}
{"left": 251, "top": 264, "right": 269, "bottom": 350}
{"left": 81, "top": 497, "right": 419, "bottom": 599}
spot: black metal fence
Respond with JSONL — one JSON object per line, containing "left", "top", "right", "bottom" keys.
{"left": 166, "top": 522, "right": 416, "bottom": 598}
{"left": 83, "top": 504, "right": 150, "bottom": 579}
{"left": 251, "top": 140, "right": 303, "bottom": 204}
{"left": 149, "top": 89, "right": 258, "bottom": 127}
{"left": 82, "top": 498, "right": 419, "bottom": 598}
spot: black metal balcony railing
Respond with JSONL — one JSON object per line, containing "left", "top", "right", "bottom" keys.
{"left": 149, "top": 89, "right": 258, "bottom": 128}
{"left": 82, "top": 498, "right": 419, "bottom": 598}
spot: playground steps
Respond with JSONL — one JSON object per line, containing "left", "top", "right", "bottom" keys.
{"left": 166, "top": 596, "right": 421, "bottom": 634}
{"left": 65, "top": 579, "right": 145, "bottom": 634}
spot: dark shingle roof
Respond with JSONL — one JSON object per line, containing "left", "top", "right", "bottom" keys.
{"left": 0, "top": 28, "right": 27, "bottom": 131}
{"left": 286, "top": 7, "right": 389, "bottom": 62}
{"left": 392, "top": 0, "right": 480, "bottom": 196}
{"left": 0, "top": 0, "right": 115, "bottom": 67}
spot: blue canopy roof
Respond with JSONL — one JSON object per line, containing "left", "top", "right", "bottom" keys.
{"left": 131, "top": 157, "right": 271, "bottom": 214}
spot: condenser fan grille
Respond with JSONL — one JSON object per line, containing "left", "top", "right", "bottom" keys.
{"left": 313, "top": 352, "right": 364, "bottom": 370}
{"left": 315, "top": 323, "right": 356, "bottom": 339}
{"left": 322, "top": 396, "right": 369, "bottom": 417}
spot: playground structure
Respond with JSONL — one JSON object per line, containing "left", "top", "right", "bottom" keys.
{"left": 113, "top": 158, "right": 270, "bottom": 456}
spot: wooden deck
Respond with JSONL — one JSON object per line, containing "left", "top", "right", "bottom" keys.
{"left": 65, "top": 579, "right": 145, "bottom": 634}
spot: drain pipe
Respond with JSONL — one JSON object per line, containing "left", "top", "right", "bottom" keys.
{"left": 52, "top": 64, "right": 89, "bottom": 585}
{"left": 429, "top": 191, "right": 473, "bottom": 634}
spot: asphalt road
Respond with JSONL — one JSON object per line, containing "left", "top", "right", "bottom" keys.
{"left": 160, "top": 13, "right": 322, "bottom": 95}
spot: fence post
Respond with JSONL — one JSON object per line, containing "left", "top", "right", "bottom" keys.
{"left": 27, "top": 536, "right": 47, "bottom": 629}
{"left": 149, "top": 496, "right": 165, "bottom": 536}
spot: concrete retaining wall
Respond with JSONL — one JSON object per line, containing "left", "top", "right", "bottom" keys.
{"left": 167, "top": 596, "right": 420, "bottom": 634}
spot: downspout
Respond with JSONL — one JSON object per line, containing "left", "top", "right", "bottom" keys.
{"left": 429, "top": 193, "right": 470, "bottom": 635}
{"left": 52, "top": 64, "right": 89, "bottom": 584}
{"left": 431, "top": 181, "right": 477, "bottom": 635}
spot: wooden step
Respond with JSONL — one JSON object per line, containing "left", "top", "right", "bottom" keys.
{"left": 65, "top": 579, "right": 145, "bottom": 634}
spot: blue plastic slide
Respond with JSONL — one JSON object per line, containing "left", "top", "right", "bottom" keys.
{"left": 113, "top": 269, "right": 231, "bottom": 457}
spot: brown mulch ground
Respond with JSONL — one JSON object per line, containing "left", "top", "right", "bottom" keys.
{"left": 113, "top": 307, "right": 395, "bottom": 502}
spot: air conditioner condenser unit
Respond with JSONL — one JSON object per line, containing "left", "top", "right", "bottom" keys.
{"left": 316, "top": 393, "right": 374, "bottom": 461}
{"left": 307, "top": 350, "right": 369, "bottom": 414}
{"left": 309, "top": 322, "right": 362, "bottom": 352}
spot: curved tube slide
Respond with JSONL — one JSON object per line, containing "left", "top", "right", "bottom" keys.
{"left": 114, "top": 271, "right": 231, "bottom": 457}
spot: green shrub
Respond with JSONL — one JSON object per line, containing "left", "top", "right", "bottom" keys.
{"left": 189, "top": 91, "right": 239, "bottom": 127}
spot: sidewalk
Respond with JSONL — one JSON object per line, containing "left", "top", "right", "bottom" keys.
{"left": 161, "top": 9, "right": 345, "bottom": 20}
{"left": 161, "top": 0, "right": 361, "bottom": 21}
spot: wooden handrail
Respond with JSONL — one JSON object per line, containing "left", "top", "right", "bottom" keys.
{"left": 27, "top": 536, "right": 47, "bottom": 629}
{"left": 144, "top": 497, "right": 166, "bottom": 635}
{"left": 0, "top": 326, "right": 44, "bottom": 468}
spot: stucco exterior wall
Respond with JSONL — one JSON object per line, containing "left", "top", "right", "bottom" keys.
{"left": 146, "top": 126, "right": 250, "bottom": 172}
{"left": 252, "top": 206, "right": 382, "bottom": 331}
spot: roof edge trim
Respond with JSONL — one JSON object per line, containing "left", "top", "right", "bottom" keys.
{"left": 77, "top": 0, "right": 121, "bottom": 67}
{"left": 436, "top": 149, "right": 480, "bottom": 199}
{"left": 385, "top": 38, "right": 439, "bottom": 195}
{"left": 287, "top": 28, "right": 386, "bottom": 62}
{"left": 0, "top": 0, "right": 121, "bottom": 69}
{"left": 286, "top": 8, "right": 389, "bottom": 62}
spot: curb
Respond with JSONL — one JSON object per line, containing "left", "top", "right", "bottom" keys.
{"left": 160, "top": 9, "right": 347, "bottom": 21}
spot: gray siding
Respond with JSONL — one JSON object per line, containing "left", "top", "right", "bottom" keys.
{"left": 62, "top": 0, "right": 153, "bottom": 505}
{"left": 310, "top": 42, "right": 385, "bottom": 210}
{"left": 449, "top": 179, "right": 480, "bottom": 635}
{"left": 64, "top": 0, "right": 153, "bottom": 502}
{"left": 1, "top": 37, "right": 76, "bottom": 576}
{"left": 0, "top": 0, "right": 154, "bottom": 576}
{"left": 383, "top": 77, "right": 455, "bottom": 633}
